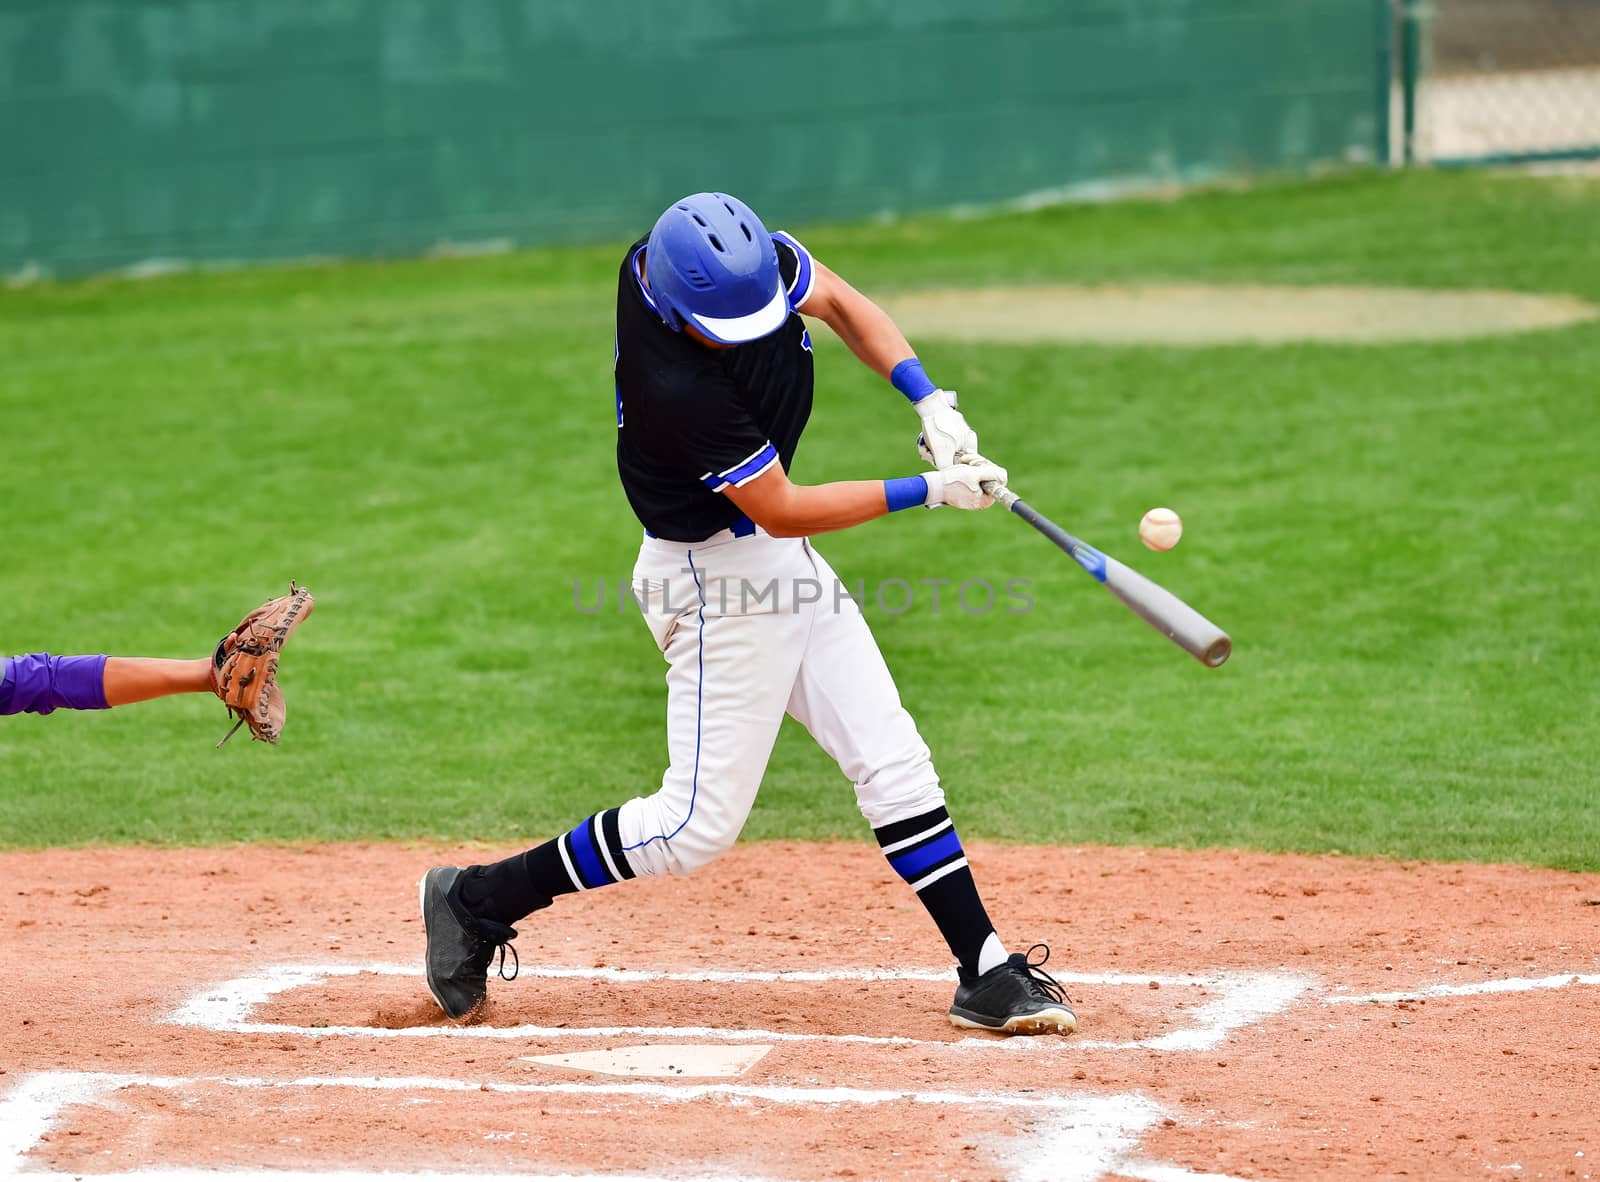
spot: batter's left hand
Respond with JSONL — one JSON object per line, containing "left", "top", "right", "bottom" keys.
{"left": 915, "top": 390, "right": 977, "bottom": 469}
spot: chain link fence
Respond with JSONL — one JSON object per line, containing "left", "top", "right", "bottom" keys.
{"left": 1396, "top": 0, "right": 1600, "bottom": 164}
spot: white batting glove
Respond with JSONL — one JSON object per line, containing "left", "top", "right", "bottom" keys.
{"left": 923, "top": 456, "right": 1007, "bottom": 511}
{"left": 915, "top": 390, "right": 978, "bottom": 469}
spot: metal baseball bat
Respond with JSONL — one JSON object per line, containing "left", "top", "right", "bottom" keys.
{"left": 982, "top": 478, "right": 1232, "bottom": 668}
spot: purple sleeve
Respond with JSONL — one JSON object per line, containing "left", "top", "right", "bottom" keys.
{"left": 0, "top": 653, "right": 109, "bottom": 715}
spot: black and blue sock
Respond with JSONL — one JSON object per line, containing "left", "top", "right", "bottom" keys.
{"left": 455, "top": 807, "right": 634, "bottom": 926}
{"left": 874, "top": 805, "right": 1006, "bottom": 976}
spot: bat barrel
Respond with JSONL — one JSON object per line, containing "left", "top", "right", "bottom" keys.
{"left": 1101, "top": 554, "right": 1232, "bottom": 667}
{"left": 988, "top": 480, "right": 1232, "bottom": 668}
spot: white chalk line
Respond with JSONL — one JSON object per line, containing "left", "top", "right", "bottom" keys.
{"left": 21, "top": 1174, "right": 717, "bottom": 1182}
{"left": 1121, "top": 1163, "right": 1260, "bottom": 1182}
{"left": 989, "top": 1092, "right": 1165, "bottom": 1182}
{"left": 1324, "top": 972, "right": 1600, "bottom": 1005}
{"left": 0, "top": 1070, "right": 1210, "bottom": 1182}
{"left": 0, "top": 1070, "right": 755, "bottom": 1180}
{"left": 1101, "top": 972, "right": 1308, "bottom": 1052}
{"left": 31, "top": 964, "right": 1599, "bottom": 1182}
{"left": 168, "top": 961, "right": 1308, "bottom": 1053}
{"left": 0, "top": 1071, "right": 118, "bottom": 1176}
{"left": 5, "top": 1069, "right": 1093, "bottom": 1109}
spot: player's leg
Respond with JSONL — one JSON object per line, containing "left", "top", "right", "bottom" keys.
{"left": 780, "top": 549, "right": 1002, "bottom": 974}
{"left": 422, "top": 535, "right": 814, "bottom": 1020}
{"left": 785, "top": 543, "right": 1075, "bottom": 1034}
{"left": 451, "top": 598, "right": 807, "bottom": 916}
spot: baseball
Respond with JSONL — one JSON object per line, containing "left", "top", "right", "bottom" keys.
{"left": 1139, "top": 507, "right": 1182, "bottom": 551}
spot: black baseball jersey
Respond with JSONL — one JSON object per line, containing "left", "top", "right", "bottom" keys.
{"left": 614, "top": 231, "right": 817, "bottom": 542}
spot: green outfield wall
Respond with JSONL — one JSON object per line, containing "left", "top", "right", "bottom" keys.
{"left": 0, "top": 1, "right": 1383, "bottom": 279}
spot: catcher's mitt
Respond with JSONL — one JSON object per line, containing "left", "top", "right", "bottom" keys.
{"left": 211, "top": 582, "right": 314, "bottom": 747}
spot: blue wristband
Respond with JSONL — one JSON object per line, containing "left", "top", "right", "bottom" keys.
{"left": 884, "top": 475, "right": 929, "bottom": 513}
{"left": 890, "top": 358, "right": 939, "bottom": 404}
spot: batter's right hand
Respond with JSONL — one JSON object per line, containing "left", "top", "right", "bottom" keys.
{"left": 925, "top": 457, "right": 1007, "bottom": 510}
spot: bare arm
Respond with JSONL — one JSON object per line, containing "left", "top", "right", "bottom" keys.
{"left": 725, "top": 458, "right": 1005, "bottom": 538}
{"left": 796, "top": 257, "right": 979, "bottom": 468}
{"left": 724, "top": 463, "right": 905, "bottom": 538}
{"left": 795, "top": 260, "right": 916, "bottom": 382}
{"left": 103, "top": 657, "right": 213, "bottom": 706}
{"left": 718, "top": 248, "right": 996, "bottom": 538}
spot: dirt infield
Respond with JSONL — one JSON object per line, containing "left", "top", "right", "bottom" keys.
{"left": 2, "top": 841, "right": 1597, "bottom": 1181}
{"left": 875, "top": 284, "right": 1597, "bottom": 345}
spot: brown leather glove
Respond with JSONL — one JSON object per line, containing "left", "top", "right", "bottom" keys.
{"left": 211, "top": 583, "right": 314, "bottom": 746}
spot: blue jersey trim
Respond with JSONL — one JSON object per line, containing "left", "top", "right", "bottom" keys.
{"left": 623, "top": 549, "right": 706, "bottom": 853}
{"left": 720, "top": 443, "right": 778, "bottom": 487}
{"left": 613, "top": 332, "right": 624, "bottom": 427}
{"left": 630, "top": 246, "right": 661, "bottom": 314}
{"left": 701, "top": 443, "right": 778, "bottom": 492}
{"left": 772, "top": 231, "right": 815, "bottom": 310}
{"left": 889, "top": 829, "right": 964, "bottom": 879}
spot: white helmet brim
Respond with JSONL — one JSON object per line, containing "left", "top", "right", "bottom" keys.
{"left": 687, "top": 283, "right": 789, "bottom": 345}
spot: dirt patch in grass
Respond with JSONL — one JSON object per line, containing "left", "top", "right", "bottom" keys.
{"left": 876, "top": 283, "right": 1597, "bottom": 345}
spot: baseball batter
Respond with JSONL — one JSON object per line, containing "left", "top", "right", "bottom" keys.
{"left": 421, "top": 193, "right": 1074, "bottom": 1035}
{"left": 1, "top": 585, "right": 313, "bottom": 744}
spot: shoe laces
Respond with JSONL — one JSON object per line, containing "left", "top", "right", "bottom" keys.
{"left": 493, "top": 940, "right": 519, "bottom": 982}
{"left": 472, "top": 917, "right": 520, "bottom": 983}
{"left": 1016, "top": 943, "right": 1068, "bottom": 1005}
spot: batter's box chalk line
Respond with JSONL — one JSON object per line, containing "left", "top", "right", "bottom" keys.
{"left": 1323, "top": 972, "right": 1600, "bottom": 1005}
{"left": 0, "top": 1069, "right": 1255, "bottom": 1182}
{"left": 165, "top": 961, "right": 1312, "bottom": 1053}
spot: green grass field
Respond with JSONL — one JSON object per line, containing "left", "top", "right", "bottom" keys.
{"left": 2, "top": 169, "right": 1596, "bottom": 869}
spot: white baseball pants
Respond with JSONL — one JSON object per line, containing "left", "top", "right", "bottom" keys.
{"left": 615, "top": 527, "right": 944, "bottom": 878}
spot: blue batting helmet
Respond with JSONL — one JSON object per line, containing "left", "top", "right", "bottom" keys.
{"left": 645, "top": 193, "right": 788, "bottom": 345}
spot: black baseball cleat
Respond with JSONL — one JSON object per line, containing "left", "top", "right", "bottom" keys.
{"left": 949, "top": 943, "right": 1077, "bottom": 1035}
{"left": 419, "top": 866, "right": 519, "bottom": 1022}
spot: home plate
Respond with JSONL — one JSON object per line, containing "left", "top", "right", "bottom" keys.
{"left": 519, "top": 1043, "right": 772, "bottom": 1079}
